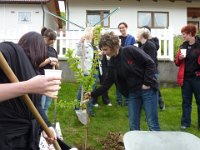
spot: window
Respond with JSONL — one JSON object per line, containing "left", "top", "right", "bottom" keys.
{"left": 138, "top": 11, "right": 169, "bottom": 28}
{"left": 86, "top": 10, "right": 110, "bottom": 27}
{"left": 18, "top": 12, "right": 31, "bottom": 23}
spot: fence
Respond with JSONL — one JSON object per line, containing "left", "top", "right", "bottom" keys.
{"left": 0, "top": 28, "right": 174, "bottom": 61}
{"left": 54, "top": 27, "right": 174, "bottom": 61}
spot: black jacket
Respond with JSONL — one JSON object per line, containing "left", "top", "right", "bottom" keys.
{"left": 91, "top": 45, "right": 158, "bottom": 98}
{"left": 0, "top": 42, "right": 50, "bottom": 150}
{"left": 140, "top": 40, "right": 158, "bottom": 72}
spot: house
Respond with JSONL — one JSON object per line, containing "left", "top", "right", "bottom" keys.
{"left": 57, "top": 0, "right": 200, "bottom": 83}
{"left": 0, "top": 0, "right": 63, "bottom": 42}
{"left": 66, "top": 0, "right": 200, "bottom": 35}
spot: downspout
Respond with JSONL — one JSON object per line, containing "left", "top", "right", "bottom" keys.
{"left": 41, "top": 2, "right": 45, "bottom": 27}
{"left": 66, "top": 0, "right": 69, "bottom": 30}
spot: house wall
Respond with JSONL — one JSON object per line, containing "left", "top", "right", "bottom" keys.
{"left": 59, "top": 60, "right": 178, "bottom": 86}
{"left": 0, "top": 4, "right": 57, "bottom": 35}
{"left": 67, "top": 0, "right": 200, "bottom": 35}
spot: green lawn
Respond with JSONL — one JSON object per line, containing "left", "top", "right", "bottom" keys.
{"left": 48, "top": 82, "right": 200, "bottom": 149}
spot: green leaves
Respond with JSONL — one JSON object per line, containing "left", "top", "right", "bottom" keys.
{"left": 93, "top": 25, "right": 102, "bottom": 47}
{"left": 65, "top": 48, "right": 100, "bottom": 93}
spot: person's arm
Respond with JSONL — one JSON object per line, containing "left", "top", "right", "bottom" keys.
{"left": 91, "top": 65, "right": 114, "bottom": 98}
{"left": 0, "top": 75, "right": 61, "bottom": 102}
{"left": 39, "top": 57, "right": 51, "bottom": 68}
{"left": 126, "top": 46, "right": 156, "bottom": 87}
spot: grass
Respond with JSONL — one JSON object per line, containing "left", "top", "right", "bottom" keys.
{"left": 48, "top": 82, "right": 200, "bottom": 149}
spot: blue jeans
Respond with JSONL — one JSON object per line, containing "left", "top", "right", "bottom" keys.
{"left": 41, "top": 95, "right": 51, "bottom": 115}
{"left": 128, "top": 88, "right": 160, "bottom": 131}
{"left": 181, "top": 77, "right": 200, "bottom": 127}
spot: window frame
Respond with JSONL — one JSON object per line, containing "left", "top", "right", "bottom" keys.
{"left": 137, "top": 11, "right": 169, "bottom": 29}
{"left": 18, "top": 12, "right": 32, "bottom": 23}
{"left": 86, "top": 10, "right": 110, "bottom": 28}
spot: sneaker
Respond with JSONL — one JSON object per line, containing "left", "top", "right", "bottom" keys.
{"left": 159, "top": 99, "right": 165, "bottom": 110}
{"left": 93, "top": 104, "right": 99, "bottom": 107}
{"left": 181, "top": 125, "right": 188, "bottom": 130}
{"left": 70, "top": 148, "right": 78, "bottom": 150}
{"left": 107, "top": 103, "right": 112, "bottom": 106}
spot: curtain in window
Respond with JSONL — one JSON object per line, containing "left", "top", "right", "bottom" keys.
{"left": 154, "top": 13, "right": 167, "bottom": 28}
{"left": 138, "top": 12, "right": 151, "bottom": 27}
{"left": 87, "top": 14, "right": 100, "bottom": 26}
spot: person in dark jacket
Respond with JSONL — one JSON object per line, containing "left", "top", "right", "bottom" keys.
{"left": 175, "top": 24, "right": 200, "bottom": 130}
{"left": 140, "top": 26, "right": 165, "bottom": 110}
{"left": 0, "top": 32, "right": 57, "bottom": 149}
{"left": 39, "top": 27, "right": 59, "bottom": 115}
{"left": 117, "top": 22, "right": 136, "bottom": 106}
{"left": 86, "top": 32, "right": 160, "bottom": 131}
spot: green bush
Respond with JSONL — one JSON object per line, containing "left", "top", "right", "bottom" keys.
{"left": 174, "top": 35, "right": 183, "bottom": 59}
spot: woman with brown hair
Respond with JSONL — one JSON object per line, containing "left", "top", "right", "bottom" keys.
{"left": 39, "top": 27, "right": 59, "bottom": 115}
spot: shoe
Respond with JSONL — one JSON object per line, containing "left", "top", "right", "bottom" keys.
{"left": 107, "top": 103, "right": 112, "bottom": 106}
{"left": 181, "top": 125, "right": 188, "bottom": 130}
{"left": 93, "top": 103, "right": 99, "bottom": 107}
{"left": 70, "top": 148, "right": 78, "bottom": 150}
{"left": 159, "top": 98, "right": 165, "bottom": 110}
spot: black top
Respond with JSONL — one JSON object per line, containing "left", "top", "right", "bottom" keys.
{"left": 180, "top": 41, "right": 200, "bottom": 79}
{"left": 150, "top": 37, "right": 160, "bottom": 51}
{"left": 91, "top": 45, "right": 158, "bottom": 98}
{"left": 39, "top": 46, "right": 58, "bottom": 75}
{"left": 119, "top": 35, "right": 127, "bottom": 47}
{"left": 0, "top": 42, "right": 50, "bottom": 150}
{"left": 140, "top": 40, "right": 158, "bottom": 72}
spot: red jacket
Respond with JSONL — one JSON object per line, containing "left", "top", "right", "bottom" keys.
{"left": 175, "top": 43, "right": 200, "bottom": 86}
{"left": 175, "top": 50, "right": 185, "bottom": 86}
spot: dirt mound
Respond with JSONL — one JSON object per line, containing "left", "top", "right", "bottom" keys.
{"left": 101, "top": 132, "right": 125, "bottom": 150}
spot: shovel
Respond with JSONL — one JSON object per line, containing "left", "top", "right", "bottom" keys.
{"left": 74, "top": 41, "right": 89, "bottom": 125}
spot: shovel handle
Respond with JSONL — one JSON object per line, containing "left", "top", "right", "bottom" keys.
{"left": 0, "top": 52, "right": 61, "bottom": 150}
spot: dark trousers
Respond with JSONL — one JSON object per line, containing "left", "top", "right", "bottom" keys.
{"left": 93, "top": 69, "right": 111, "bottom": 105}
{"left": 181, "top": 77, "right": 200, "bottom": 127}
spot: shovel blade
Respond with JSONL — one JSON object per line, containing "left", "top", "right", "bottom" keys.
{"left": 75, "top": 109, "right": 87, "bottom": 125}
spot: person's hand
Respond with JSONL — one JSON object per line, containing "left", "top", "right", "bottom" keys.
{"left": 25, "top": 75, "right": 61, "bottom": 98}
{"left": 49, "top": 57, "right": 58, "bottom": 67}
{"left": 84, "top": 92, "right": 91, "bottom": 100}
{"left": 179, "top": 54, "right": 185, "bottom": 60}
{"left": 42, "top": 127, "right": 57, "bottom": 144}
{"left": 142, "top": 84, "right": 150, "bottom": 90}
{"left": 80, "top": 36, "right": 85, "bottom": 43}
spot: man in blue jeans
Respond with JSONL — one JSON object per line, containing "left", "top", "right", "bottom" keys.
{"left": 87, "top": 32, "right": 160, "bottom": 131}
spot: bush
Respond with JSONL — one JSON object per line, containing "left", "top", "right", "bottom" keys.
{"left": 174, "top": 35, "right": 183, "bottom": 59}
